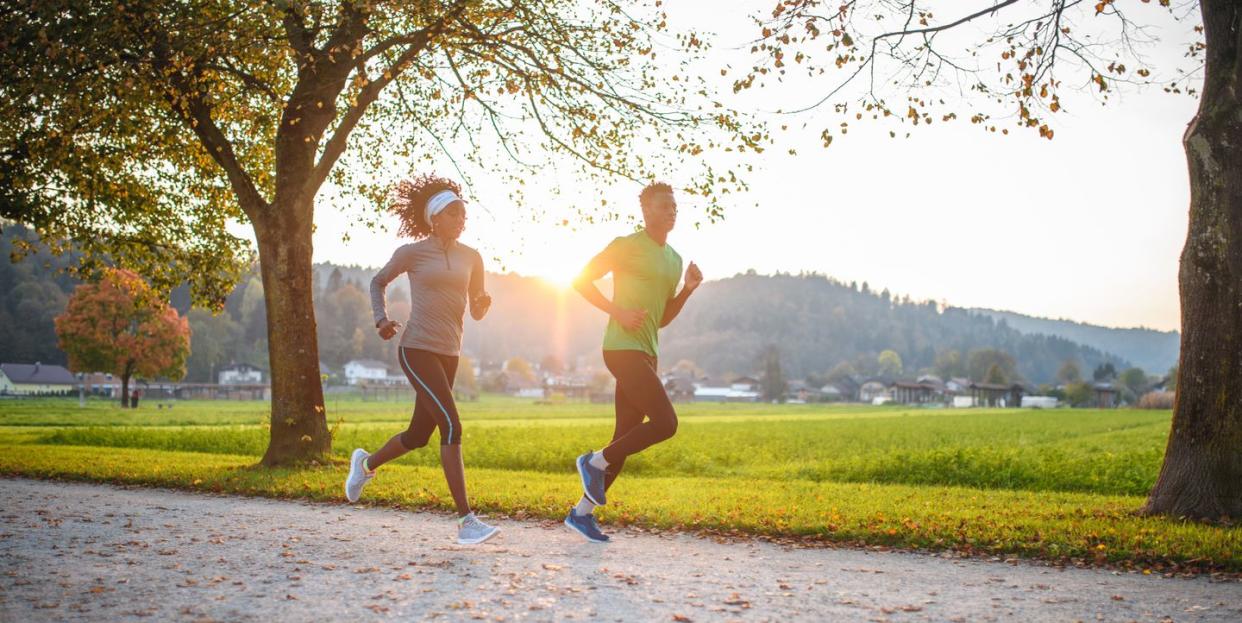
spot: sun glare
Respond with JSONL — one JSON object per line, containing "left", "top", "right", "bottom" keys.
{"left": 536, "top": 264, "right": 578, "bottom": 289}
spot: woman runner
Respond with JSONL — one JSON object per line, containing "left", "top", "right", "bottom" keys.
{"left": 344, "top": 174, "right": 499, "bottom": 545}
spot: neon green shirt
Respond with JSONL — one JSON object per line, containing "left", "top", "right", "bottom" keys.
{"left": 592, "top": 230, "right": 683, "bottom": 357}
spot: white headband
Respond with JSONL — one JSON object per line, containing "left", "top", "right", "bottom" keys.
{"left": 425, "top": 190, "right": 465, "bottom": 224}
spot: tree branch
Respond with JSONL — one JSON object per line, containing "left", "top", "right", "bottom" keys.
{"left": 308, "top": 2, "right": 469, "bottom": 193}
{"left": 201, "top": 60, "right": 282, "bottom": 104}
{"left": 277, "top": 0, "right": 314, "bottom": 60}
{"left": 786, "top": 0, "right": 1025, "bottom": 114}
{"left": 146, "top": 30, "right": 267, "bottom": 213}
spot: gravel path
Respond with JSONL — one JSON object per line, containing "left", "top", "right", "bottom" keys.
{"left": 0, "top": 477, "right": 1238, "bottom": 622}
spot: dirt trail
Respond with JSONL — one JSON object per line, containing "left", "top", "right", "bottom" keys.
{"left": 1, "top": 478, "right": 1238, "bottom": 622}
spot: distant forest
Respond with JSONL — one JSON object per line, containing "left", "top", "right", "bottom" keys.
{"left": 3, "top": 225, "right": 1154, "bottom": 384}
{"left": 971, "top": 308, "right": 1179, "bottom": 374}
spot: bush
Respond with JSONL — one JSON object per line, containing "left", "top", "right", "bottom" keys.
{"left": 1137, "top": 391, "right": 1175, "bottom": 409}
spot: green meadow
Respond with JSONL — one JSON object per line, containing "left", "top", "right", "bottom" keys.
{"left": 1, "top": 396, "right": 1237, "bottom": 571}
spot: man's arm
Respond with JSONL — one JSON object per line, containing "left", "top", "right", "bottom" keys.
{"left": 660, "top": 261, "right": 702, "bottom": 328}
{"left": 573, "top": 241, "right": 646, "bottom": 331}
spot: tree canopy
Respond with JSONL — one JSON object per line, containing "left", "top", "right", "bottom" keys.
{"left": 1, "top": 0, "right": 761, "bottom": 308}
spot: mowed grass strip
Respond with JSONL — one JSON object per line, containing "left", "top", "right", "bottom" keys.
{"left": 33, "top": 409, "right": 1171, "bottom": 496}
{"left": 2, "top": 442, "right": 1238, "bottom": 572}
{"left": 0, "top": 396, "right": 919, "bottom": 427}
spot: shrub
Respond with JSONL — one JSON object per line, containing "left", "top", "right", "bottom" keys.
{"left": 1137, "top": 391, "right": 1175, "bottom": 409}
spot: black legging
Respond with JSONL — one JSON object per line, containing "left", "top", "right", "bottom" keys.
{"left": 396, "top": 347, "right": 462, "bottom": 447}
{"left": 599, "top": 349, "right": 679, "bottom": 490}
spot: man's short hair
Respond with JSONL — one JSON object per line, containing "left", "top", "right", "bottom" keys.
{"left": 639, "top": 182, "right": 675, "bottom": 208}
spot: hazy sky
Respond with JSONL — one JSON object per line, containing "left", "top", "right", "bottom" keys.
{"left": 301, "top": 2, "right": 1199, "bottom": 332}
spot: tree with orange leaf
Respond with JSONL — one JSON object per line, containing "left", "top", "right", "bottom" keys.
{"left": 55, "top": 269, "right": 191, "bottom": 408}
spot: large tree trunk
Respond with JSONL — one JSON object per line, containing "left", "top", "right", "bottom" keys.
{"left": 254, "top": 199, "right": 331, "bottom": 466}
{"left": 1142, "top": 0, "right": 1242, "bottom": 520}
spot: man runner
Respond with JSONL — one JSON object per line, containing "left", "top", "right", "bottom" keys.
{"left": 564, "top": 182, "right": 703, "bottom": 543}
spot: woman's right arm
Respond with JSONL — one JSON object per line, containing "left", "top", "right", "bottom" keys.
{"left": 371, "top": 247, "right": 409, "bottom": 339}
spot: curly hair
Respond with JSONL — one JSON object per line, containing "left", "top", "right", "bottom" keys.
{"left": 639, "top": 181, "right": 675, "bottom": 208}
{"left": 388, "top": 174, "right": 463, "bottom": 239}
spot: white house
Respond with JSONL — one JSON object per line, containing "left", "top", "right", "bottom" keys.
{"left": 859, "top": 381, "right": 889, "bottom": 403}
{"left": 219, "top": 363, "right": 263, "bottom": 385}
{"left": 1021, "top": 396, "right": 1059, "bottom": 409}
{"left": 344, "top": 359, "right": 391, "bottom": 385}
{"left": 693, "top": 385, "right": 760, "bottom": 402}
{"left": 945, "top": 377, "right": 972, "bottom": 394}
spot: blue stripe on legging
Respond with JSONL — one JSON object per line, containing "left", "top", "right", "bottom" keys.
{"left": 399, "top": 348, "right": 454, "bottom": 443}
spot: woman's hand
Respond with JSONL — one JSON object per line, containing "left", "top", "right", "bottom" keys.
{"left": 471, "top": 291, "right": 492, "bottom": 317}
{"left": 612, "top": 308, "right": 647, "bottom": 332}
{"left": 376, "top": 319, "right": 401, "bottom": 340}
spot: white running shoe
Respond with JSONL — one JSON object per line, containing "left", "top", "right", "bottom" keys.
{"left": 344, "top": 448, "right": 375, "bottom": 503}
{"left": 456, "top": 513, "right": 500, "bottom": 545}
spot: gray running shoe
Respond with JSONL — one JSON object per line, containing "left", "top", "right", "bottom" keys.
{"left": 457, "top": 513, "right": 500, "bottom": 545}
{"left": 344, "top": 448, "right": 374, "bottom": 503}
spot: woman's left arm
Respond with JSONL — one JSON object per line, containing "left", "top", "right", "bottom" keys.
{"left": 469, "top": 251, "right": 491, "bottom": 320}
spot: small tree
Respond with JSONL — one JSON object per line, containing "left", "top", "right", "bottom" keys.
{"left": 968, "top": 349, "right": 1017, "bottom": 383}
{"left": 1093, "top": 362, "right": 1118, "bottom": 382}
{"left": 481, "top": 370, "right": 509, "bottom": 394}
{"left": 504, "top": 356, "right": 535, "bottom": 384}
{"left": 933, "top": 349, "right": 965, "bottom": 380}
{"left": 1119, "top": 367, "right": 1150, "bottom": 397}
{"left": 1064, "top": 382, "right": 1094, "bottom": 408}
{"left": 55, "top": 269, "right": 190, "bottom": 407}
{"left": 760, "top": 345, "right": 786, "bottom": 402}
{"left": 877, "top": 349, "right": 903, "bottom": 377}
{"left": 825, "top": 361, "right": 857, "bottom": 383}
{"left": 1057, "top": 360, "right": 1083, "bottom": 385}
{"left": 984, "top": 363, "right": 1008, "bottom": 385}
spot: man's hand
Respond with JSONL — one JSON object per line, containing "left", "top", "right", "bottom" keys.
{"left": 612, "top": 308, "right": 647, "bottom": 332}
{"left": 684, "top": 262, "right": 703, "bottom": 293}
{"left": 376, "top": 319, "right": 401, "bottom": 341}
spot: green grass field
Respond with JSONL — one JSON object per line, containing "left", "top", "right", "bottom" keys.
{"left": 1, "top": 396, "right": 1237, "bottom": 572}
